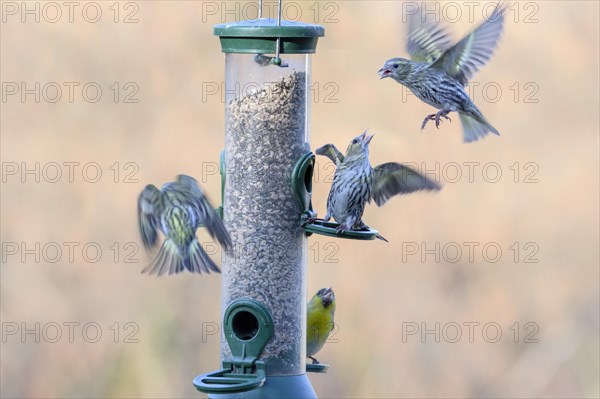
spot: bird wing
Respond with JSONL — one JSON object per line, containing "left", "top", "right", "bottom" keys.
{"left": 430, "top": 3, "right": 506, "bottom": 85}
{"left": 137, "top": 185, "right": 161, "bottom": 250}
{"left": 371, "top": 163, "right": 441, "bottom": 207}
{"left": 406, "top": 10, "right": 453, "bottom": 64}
{"left": 315, "top": 144, "right": 344, "bottom": 165}
{"left": 175, "top": 174, "right": 232, "bottom": 250}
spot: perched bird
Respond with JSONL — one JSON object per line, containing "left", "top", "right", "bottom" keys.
{"left": 307, "top": 287, "right": 336, "bottom": 365}
{"left": 315, "top": 131, "right": 441, "bottom": 238}
{"left": 379, "top": 3, "right": 506, "bottom": 142}
{"left": 137, "top": 174, "right": 232, "bottom": 276}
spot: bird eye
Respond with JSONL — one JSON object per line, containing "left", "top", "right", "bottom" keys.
{"left": 393, "top": 63, "right": 399, "bottom": 69}
{"left": 352, "top": 139, "right": 358, "bottom": 144}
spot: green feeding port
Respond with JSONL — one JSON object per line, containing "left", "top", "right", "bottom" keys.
{"left": 193, "top": 299, "right": 274, "bottom": 395}
{"left": 292, "top": 152, "right": 381, "bottom": 241}
{"left": 232, "top": 310, "right": 259, "bottom": 341}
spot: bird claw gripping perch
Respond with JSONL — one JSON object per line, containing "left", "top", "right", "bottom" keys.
{"left": 300, "top": 213, "right": 318, "bottom": 228}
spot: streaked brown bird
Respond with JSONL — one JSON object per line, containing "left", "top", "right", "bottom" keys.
{"left": 316, "top": 131, "right": 441, "bottom": 239}
{"left": 137, "top": 174, "right": 231, "bottom": 276}
{"left": 379, "top": 3, "right": 506, "bottom": 142}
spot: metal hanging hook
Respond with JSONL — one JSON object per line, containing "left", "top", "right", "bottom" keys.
{"left": 254, "top": 0, "right": 288, "bottom": 67}
{"left": 271, "top": 0, "right": 288, "bottom": 66}
{"left": 274, "top": 0, "right": 282, "bottom": 62}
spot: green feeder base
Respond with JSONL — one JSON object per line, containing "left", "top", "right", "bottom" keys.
{"left": 208, "top": 374, "right": 316, "bottom": 399}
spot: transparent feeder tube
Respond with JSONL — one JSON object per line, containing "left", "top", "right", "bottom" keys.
{"left": 222, "top": 53, "right": 310, "bottom": 375}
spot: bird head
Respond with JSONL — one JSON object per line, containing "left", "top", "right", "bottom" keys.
{"left": 314, "top": 287, "right": 335, "bottom": 309}
{"left": 378, "top": 58, "right": 413, "bottom": 82}
{"left": 345, "top": 130, "right": 374, "bottom": 160}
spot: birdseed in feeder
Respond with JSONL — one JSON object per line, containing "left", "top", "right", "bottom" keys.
{"left": 222, "top": 71, "right": 309, "bottom": 374}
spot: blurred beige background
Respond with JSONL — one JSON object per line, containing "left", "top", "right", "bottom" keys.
{"left": 1, "top": 1, "right": 598, "bottom": 398}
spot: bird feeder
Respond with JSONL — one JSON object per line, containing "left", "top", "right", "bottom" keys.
{"left": 193, "top": 0, "right": 324, "bottom": 397}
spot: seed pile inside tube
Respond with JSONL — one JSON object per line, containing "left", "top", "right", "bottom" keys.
{"left": 222, "top": 71, "right": 309, "bottom": 374}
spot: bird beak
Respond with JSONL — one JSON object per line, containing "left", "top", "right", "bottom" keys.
{"left": 360, "top": 130, "right": 374, "bottom": 145}
{"left": 378, "top": 68, "right": 391, "bottom": 79}
{"left": 322, "top": 287, "right": 335, "bottom": 306}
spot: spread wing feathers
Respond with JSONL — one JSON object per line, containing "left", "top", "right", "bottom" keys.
{"left": 137, "top": 184, "right": 161, "bottom": 250}
{"left": 431, "top": 3, "right": 506, "bottom": 85}
{"left": 174, "top": 174, "right": 232, "bottom": 250}
{"left": 371, "top": 163, "right": 441, "bottom": 206}
{"left": 406, "top": 10, "right": 453, "bottom": 64}
{"left": 315, "top": 144, "right": 344, "bottom": 165}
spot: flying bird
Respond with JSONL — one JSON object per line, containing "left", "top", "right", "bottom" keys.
{"left": 379, "top": 3, "right": 506, "bottom": 142}
{"left": 137, "top": 174, "right": 232, "bottom": 276}
{"left": 316, "top": 131, "right": 441, "bottom": 238}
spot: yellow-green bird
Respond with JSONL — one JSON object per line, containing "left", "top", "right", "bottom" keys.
{"left": 307, "top": 287, "right": 336, "bottom": 364}
{"left": 137, "top": 174, "right": 231, "bottom": 276}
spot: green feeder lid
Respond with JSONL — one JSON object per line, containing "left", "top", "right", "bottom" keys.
{"left": 214, "top": 18, "right": 324, "bottom": 54}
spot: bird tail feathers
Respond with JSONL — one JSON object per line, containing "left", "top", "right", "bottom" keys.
{"left": 142, "top": 238, "right": 220, "bottom": 276}
{"left": 376, "top": 234, "right": 389, "bottom": 243}
{"left": 460, "top": 113, "right": 500, "bottom": 143}
{"left": 187, "top": 239, "right": 221, "bottom": 274}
